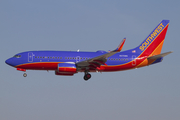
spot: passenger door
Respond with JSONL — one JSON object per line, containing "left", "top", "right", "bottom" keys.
{"left": 28, "top": 52, "right": 33, "bottom": 62}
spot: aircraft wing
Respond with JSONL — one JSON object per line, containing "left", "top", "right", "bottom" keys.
{"left": 76, "top": 38, "right": 126, "bottom": 70}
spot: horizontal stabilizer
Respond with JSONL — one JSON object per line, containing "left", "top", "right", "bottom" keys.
{"left": 148, "top": 51, "right": 173, "bottom": 60}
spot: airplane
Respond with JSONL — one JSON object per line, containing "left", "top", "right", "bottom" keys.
{"left": 5, "top": 20, "right": 172, "bottom": 81}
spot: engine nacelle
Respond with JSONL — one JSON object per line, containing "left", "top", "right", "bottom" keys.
{"left": 55, "top": 71, "right": 74, "bottom": 76}
{"left": 55, "top": 63, "right": 77, "bottom": 76}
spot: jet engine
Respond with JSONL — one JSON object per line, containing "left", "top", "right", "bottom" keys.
{"left": 55, "top": 63, "right": 77, "bottom": 76}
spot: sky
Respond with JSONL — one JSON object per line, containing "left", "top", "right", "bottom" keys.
{"left": 0, "top": 0, "right": 180, "bottom": 120}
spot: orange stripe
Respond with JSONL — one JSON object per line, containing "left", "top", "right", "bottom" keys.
{"left": 137, "top": 40, "right": 165, "bottom": 68}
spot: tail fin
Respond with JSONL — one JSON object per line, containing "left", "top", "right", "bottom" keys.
{"left": 134, "top": 20, "right": 169, "bottom": 57}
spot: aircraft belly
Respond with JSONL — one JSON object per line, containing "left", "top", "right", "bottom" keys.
{"left": 15, "top": 62, "right": 59, "bottom": 70}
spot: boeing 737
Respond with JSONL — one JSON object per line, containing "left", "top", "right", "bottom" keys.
{"left": 5, "top": 20, "right": 172, "bottom": 81}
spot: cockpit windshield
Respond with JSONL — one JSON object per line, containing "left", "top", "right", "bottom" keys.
{"left": 13, "top": 55, "right": 21, "bottom": 58}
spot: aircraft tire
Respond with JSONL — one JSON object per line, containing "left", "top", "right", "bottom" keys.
{"left": 84, "top": 73, "right": 91, "bottom": 81}
{"left": 23, "top": 73, "right": 27, "bottom": 77}
{"left": 84, "top": 76, "right": 88, "bottom": 81}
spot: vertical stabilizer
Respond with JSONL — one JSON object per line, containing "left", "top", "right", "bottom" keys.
{"left": 134, "top": 20, "right": 169, "bottom": 57}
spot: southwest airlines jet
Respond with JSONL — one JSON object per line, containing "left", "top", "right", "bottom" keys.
{"left": 5, "top": 20, "right": 172, "bottom": 81}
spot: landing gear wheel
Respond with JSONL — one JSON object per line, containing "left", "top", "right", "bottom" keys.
{"left": 84, "top": 76, "right": 88, "bottom": 81}
{"left": 23, "top": 73, "right": 27, "bottom": 77}
{"left": 84, "top": 73, "right": 91, "bottom": 81}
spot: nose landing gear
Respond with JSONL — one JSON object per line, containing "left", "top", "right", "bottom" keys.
{"left": 16, "top": 68, "right": 27, "bottom": 77}
{"left": 23, "top": 73, "right": 27, "bottom": 77}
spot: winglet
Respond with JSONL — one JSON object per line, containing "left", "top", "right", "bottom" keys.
{"left": 113, "top": 38, "right": 126, "bottom": 52}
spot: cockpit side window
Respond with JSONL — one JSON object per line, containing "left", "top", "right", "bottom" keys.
{"left": 13, "top": 55, "right": 21, "bottom": 58}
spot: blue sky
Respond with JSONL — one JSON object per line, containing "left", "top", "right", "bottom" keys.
{"left": 0, "top": 0, "right": 179, "bottom": 120}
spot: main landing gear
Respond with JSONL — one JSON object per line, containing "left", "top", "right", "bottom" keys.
{"left": 84, "top": 71, "right": 91, "bottom": 81}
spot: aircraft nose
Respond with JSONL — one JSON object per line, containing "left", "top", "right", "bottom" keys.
{"left": 5, "top": 58, "right": 14, "bottom": 66}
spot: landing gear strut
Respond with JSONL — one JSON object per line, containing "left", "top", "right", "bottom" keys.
{"left": 84, "top": 72, "right": 91, "bottom": 81}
